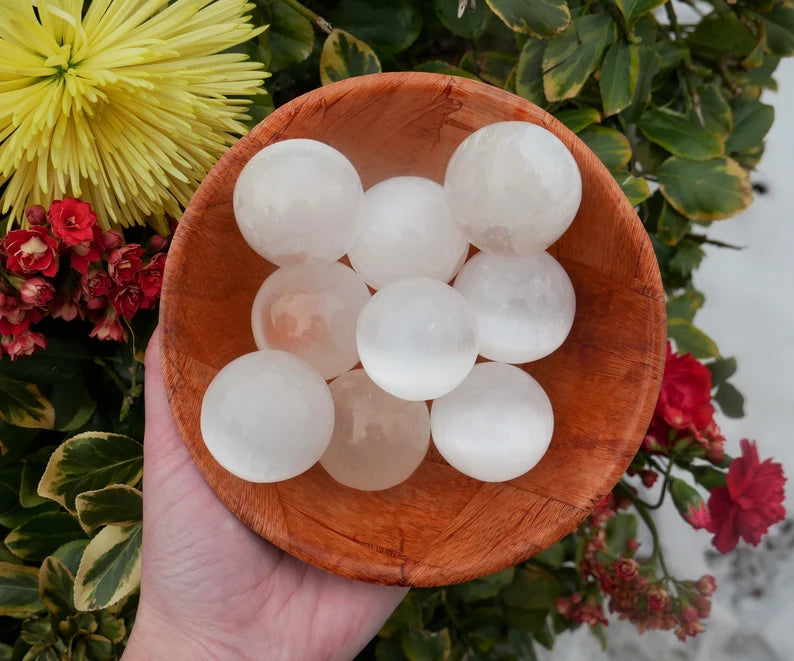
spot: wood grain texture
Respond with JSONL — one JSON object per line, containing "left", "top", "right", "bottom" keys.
{"left": 160, "top": 72, "right": 667, "bottom": 587}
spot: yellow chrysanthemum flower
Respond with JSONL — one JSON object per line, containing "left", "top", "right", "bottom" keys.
{"left": 0, "top": 0, "right": 268, "bottom": 231}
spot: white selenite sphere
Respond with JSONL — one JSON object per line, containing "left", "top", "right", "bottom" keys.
{"left": 320, "top": 370, "right": 430, "bottom": 490}
{"left": 251, "top": 262, "right": 371, "bottom": 379}
{"left": 233, "top": 139, "right": 363, "bottom": 266}
{"left": 430, "top": 362, "right": 554, "bottom": 482}
{"left": 454, "top": 251, "right": 576, "bottom": 363}
{"left": 200, "top": 351, "right": 334, "bottom": 483}
{"left": 347, "top": 176, "right": 470, "bottom": 289}
{"left": 444, "top": 121, "right": 582, "bottom": 255}
{"left": 356, "top": 276, "right": 478, "bottom": 401}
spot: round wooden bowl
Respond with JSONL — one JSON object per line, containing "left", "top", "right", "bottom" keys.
{"left": 160, "top": 72, "right": 666, "bottom": 587}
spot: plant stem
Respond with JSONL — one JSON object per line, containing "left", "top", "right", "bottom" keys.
{"left": 94, "top": 357, "right": 126, "bottom": 394}
{"left": 279, "top": 0, "right": 332, "bottom": 34}
{"left": 665, "top": 2, "right": 703, "bottom": 123}
{"left": 620, "top": 484, "right": 672, "bottom": 580}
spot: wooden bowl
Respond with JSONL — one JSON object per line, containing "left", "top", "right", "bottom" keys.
{"left": 160, "top": 72, "right": 666, "bottom": 587}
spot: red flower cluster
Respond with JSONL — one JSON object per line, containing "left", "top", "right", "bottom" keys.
{"left": 0, "top": 199, "right": 167, "bottom": 360}
{"left": 644, "top": 343, "right": 725, "bottom": 463}
{"left": 707, "top": 439, "right": 786, "bottom": 553}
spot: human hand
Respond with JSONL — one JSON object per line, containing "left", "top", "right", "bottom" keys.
{"left": 123, "top": 329, "right": 407, "bottom": 660}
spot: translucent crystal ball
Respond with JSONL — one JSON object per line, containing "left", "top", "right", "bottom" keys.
{"left": 356, "top": 276, "right": 478, "bottom": 401}
{"left": 348, "top": 176, "right": 469, "bottom": 290}
{"left": 200, "top": 350, "right": 334, "bottom": 483}
{"left": 430, "top": 362, "right": 554, "bottom": 482}
{"left": 251, "top": 262, "right": 371, "bottom": 379}
{"left": 454, "top": 251, "right": 576, "bottom": 363}
{"left": 233, "top": 138, "right": 363, "bottom": 266}
{"left": 444, "top": 121, "right": 582, "bottom": 255}
{"left": 320, "top": 370, "right": 430, "bottom": 490}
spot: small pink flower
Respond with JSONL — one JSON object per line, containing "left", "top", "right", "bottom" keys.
{"left": 47, "top": 198, "right": 97, "bottom": 246}
{"left": 107, "top": 244, "right": 144, "bottom": 284}
{"left": 18, "top": 277, "right": 55, "bottom": 307}
{"left": 89, "top": 307, "right": 127, "bottom": 342}
{"left": 1, "top": 329, "right": 47, "bottom": 360}
{"left": 695, "top": 575, "right": 716, "bottom": 596}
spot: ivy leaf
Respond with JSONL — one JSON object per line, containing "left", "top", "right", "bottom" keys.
{"left": 332, "top": 0, "right": 421, "bottom": 55}
{"left": 614, "top": 173, "right": 651, "bottom": 206}
{"left": 656, "top": 200, "right": 691, "bottom": 246}
{"left": 614, "top": 0, "right": 667, "bottom": 27}
{"left": 74, "top": 523, "right": 142, "bottom": 611}
{"left": 414, "top": 61, "right": 479, "bottom": 80}
{"left": 0, "top": 375, "right": 54, "bottom": 430}
{"left": 556, "top": 107, "right": 600, "bottom": 133}
{"left": 725, "top": 98, "right": 774, "bottom": 154}
{"left": 485, "top": 0, "right": 570, "bottom": 38}
{"left": 707, "top": 356, "right": 738, "bottom": 386}
{"left": 433, "top": 0, "right": 491, "bottom": 39}
{"left": 763, "top": 6, "right": 794, "bottom": 56}
{"left": 4, "top": 512, "right": 85, "bottom": 561}
{"left": 320, "top": 29, "right": 381, "bottom": 86}
{"left": 656, "top": 156, "right": 753, "bottom": 221}
{"left": 579, "top": 126, "right": 632, "bottom": 170}
{"left": 265, "top": 0, "right": 315, "bottom": 72}
{"left": 401, "top": 628, "right": 452, "bottom": 661}
{"left": 668, "top": 318, "right": 720, "bottom": 358}
{"left": 516, "top": 38, "right": 546, "bottom": 106}
{"left": 600, "top": 40, "right": 639, "bottom": 116}
{"left": 0, "top": 562, "right": 44, "bottom": 618}
{"left": 638, "top": 108, "right": 724, "bottom": 161}
{"left": 76, "top": 485, "right": 143, "bottom": 535}
{"left": 714, "top": 382, "right": 745, "bottom": 418}
{"left": 37, "top": 432, "right": 143, "bottom": 514}
{"left": 543, "top": 14, "right": 615, "bottom": 102}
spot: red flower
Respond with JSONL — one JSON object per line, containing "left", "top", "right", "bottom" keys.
{"left": 1, "top": 329, "right": 47, "bottom": 360}
{"left": 0, "top": 301, "right": 42, "bottom": 335}
{"left": 99, "top": 230, "right": 123, "bottom": 252}
{"left": 684, "top": 501, "right": 711, "bottom": 530}
{"left": 656, "top": 343, "right": 714, "bottom": 432}
{"left": 89, "top": 307, "right": 127, "bottom": 342}
{"left": 109, "top": 282, "right": 146, "bottom": 319}
{"left": 1, "top": 227, "right": 59, "bottom": 277}
{"left": 18, "top": 277, "right": 55, "bottom": 307}
{"left": 707, "top": 439, "right": 786, "bottom": 553}
{"left": 107, "top": 244, "right": 143, "bottom": 284}
{"left": 47, "top": 198, "right": 97, "bottom": 246}
{"left": 695, "top": 575, "right": 716, "bottom": 596}
{"left": 641, "top": 469, "right": 659, "bottom": 489}
{"left": 646, "top": 586, "right": 669, "bottom": 613}
{"left": 614, "top": 558, "right": 639, "bottom": 582}
{"left": 70, "top": 235, "right": 102, "bottom": 274}
{"left": 81, "top": 268, "right": 112, "bottom": 298}
{"left": 25, "top": 205, "right": 47, "bottom": 226}
{"left": 49, "top": 288, "right": 82, "bottom": 321}
{"left": 139, "top": 253, "right": 166, "bottom": 299}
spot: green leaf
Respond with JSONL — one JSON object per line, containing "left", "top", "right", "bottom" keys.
{"left": 485, "top": 0, "right": 570, "bottom": 38}
{"left": 715, "top": 382, "right": 745, "bottom": 418}
{"left": 534, "top": 618, "right": 554, "bottom": 649}
{"left": 669, "top": 239, "right": 704, "bottom": 279}
{"left": 413, "top": 61, "right": 480, "bottom": 80}
{"left": 707, "top": 356, "right": 738, "bottom": 386}
{"left": 39, "top": 557, "right": 75, "bottom": 618}
{"left": 534, "top": 540, "right": 566, "bottom": 565}
{"left": 74, "top": 523, "right": 142, "bottom": 611}
{"left": 668, "top": 318, "right": 720, "bottom": 359}
{"left": 763, "top": 6, "right": 794, "bottom": 56}
{"left": 96, "top": 610, "right": 126, "bottom": 644}
{"left": 85, "top": 635, "right": 113, "bottom": 661}
{"left": 451, "top": 567, "right": 514, "bottom": 602}
{"left": 4, "top": 512, "right": 85, "bottom": 561}
{"left": 726, "top": 98, "right": 774, "bottom": 154}
{"left": 333, "top": 0, "right": 421, "bottom": 55}
{"left": 655, "top": 42, "right": 687, "bottom": 69}
{"left": 556, "top": 107, "right": 600, "bottom": 133}
{"left": 52, "top": 540, "right": 88, "bottom": 577}
{"left": 614, "top": 172, "right": 651, "bottom": 206}
{"left": 639, "top": 108, "right": 724, "bottom": 161}
{"left": 691, "top": 465, "right": 727, "bottom": 490}
{"left": 614, "top": 0, "right": 667, "bottom": 26}
{"left": 265, "top": 0, "right": 315, "bottom": 71}
{"left": 656, "top": 200, "right": 690, "bottom": 245}
{"left": 503, "top": 566, "right": 559, "bottom": 611}
{"left": 375, "top": 639, "right": 405, "bottom": 661}
{"left": 656, "top": 156, "right": 753, "bottom": 221}
{"left": 620, "top": 44, "right": 660, "bottom": 121}
{"left": 666, "top": 290, "right": 704, "bottom": 323}
{"left": 508, "top": 629, "right": 538, "bottom": 660}
{"left": 0, "top": 481, "right": 19, "bottom": 522}
{"left": 401, "top": 628, "right": 452, "bottom": 661}
{"left": 433, "top": 0, "right": 491, "bottom": 39}
{"left": 515, "top": 38, "right": 546, "bottom": 106}
{"left": 696, "top": 84, "right": 733, "bottom": 138}
{"left": 320, "top": 29, "right": 381, "bottom": 86}
{"left": 0, "top": 562, "right": 44, "bottom": 618}
{"left": 579, "top": 126, "right": 631, "bottom": 170}
{"left": 19, "top": 461, "right": 47, "bottom": 509}
{"left": 379, "top": 592, "right": 422, "bottom": 637}
{"left": 688, "top": 13, "right": 756, "bottom": 60}
{"left": 476, "top": 52, "right": 518, "bottom": 87}
{"left": 0, "top": 643, "right": 11, "bottom": 661}
{"left": 76, "top": 485, "right": 142, "bottom": 534}
{"left": 0, "top": 375, "right": 54, "bottom": 430}
{"left": 600, "top": 40, "right": 639, "bottom": 116}
{"left": 605, "top": 513, "right": 637, "bottom": 554}
{"left": 37, "top": 432, "right": 143, "bottom": 514}
{"left": 543, "top": 14, "right": 615, "bottom": 101}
